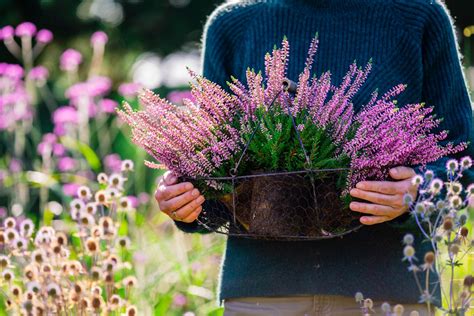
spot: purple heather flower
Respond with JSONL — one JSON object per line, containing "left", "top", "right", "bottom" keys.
{"left": 118, "top": 82, "right": 142, "bottom": 98}
{"left": 35, "top": 29, "right": 53, "bottom": 44}
{"left": 0, "top": 26, "right": 14, "bottom": 40}
{"left": 57, "top": 157, "right": 77, "bottom": 172}
{"left": 15, "top": 22, "right": 37, "bottom": 37}
{"left": 99, "top": 98, "right": 118, "bottom": 113}
{"left": 60, "top": 49, "right": 82, "bottom": 71}
{"left": 167, "top": 90, "right": 195, "bottom": 105}
{"left": 90, "top": 31, "right": 108, "bottom": 46}
{"left": 28, "top": 66, "right": 49, "bottom": 83}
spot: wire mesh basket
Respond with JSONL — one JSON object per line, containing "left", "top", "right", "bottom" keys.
{"left": 182, "top": 79, "right": 363, "bottom": 241}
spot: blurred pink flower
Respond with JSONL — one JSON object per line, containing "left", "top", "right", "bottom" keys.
{"left": 36, "top": 29, "right": 53, "bottom": 44}
{"left": 9, "top": 159, "right": 22, "bottom": 172}
{"left": 62, "top": 183, "right": 80, "bottom": 197}
{"left": 138, "top": 192, "right": 150, "bottom": 205}
{"left": 0, "top": 26, "right": 14, "bottom": 40}
{"left": 99, "top": 98, "right": 118, "bottom": 113}
{"left": 104, "top": 154, "right": 122, "bottom": 173}
{"left": 128, "top": 195, "right": 139, "bottom": 208}
{"left": 60, "top": 49, "right": 82, "bottom": 71}
{"left": 0, "top": 207, "right": 7, "bottom": 218}
{"left": 28, "top": 66, "right": 49, "bottom": 83}
{"left": 118, "top": 82, "right": 142, "bottom": 98}
{"left": 91, "top": 31, "right": 108, "bottom": 46}
{"left": 53, "top": 106, "right": 78, "bottom": 125}
{"left": 5, "top": 64, "right": 24, "bottom": 79}
{"left": 57, "top": 157, "right": 76, "bottom": 172}
{"left": 53, "top": 143, "right": 66, "bottom": 156}
{"left": 15, "top": 22, "right": 37, "bottom": 37}
{"left": 172, "top": 293, "right": 187, "bottom": 307}
{"left": 65, "top": 76, "right": 112, "bottom": 99}
{"left": 133, "top": 251, "right": 148, "bottom": 265}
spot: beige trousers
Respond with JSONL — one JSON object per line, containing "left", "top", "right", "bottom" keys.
{"left": 224, "top": 295, "right": 430, "bottom": 316}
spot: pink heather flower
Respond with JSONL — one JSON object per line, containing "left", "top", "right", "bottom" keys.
{"left": 118, "top": 82, "right": 142, "bottom": 98}
{"left": 104, "top": 154, "right": 122, "bottom": 173}
{"left": 15, "top": 22, "right": 37, "bottom": 37}
{"left": 28, "top": 66, "right": 49, "bottom": 83}
{"left": 35, "top": 29, "right": 53, "bottom": 44}
{"left": 0, "top": 26, "right": 14, "bottom": 40}
{"left": 62, "top": 183, "right": 80, "bottom": 197}
{"left": 60, "top": 49, "right": 82, "bottom": 71}
{"left": 167, "top": 90, "right": 195, "bottom": 105}
{"left": 57, "top": 157, "right": 77, "bottom": 172}
{"left": 91, "top": 31, "right": 108, "bottom": 46}
{"left": 53, "top": 106, "right": 78, "bottom": 125}
{"left": 99, "top": 99, "right": 118, "bottom": 113}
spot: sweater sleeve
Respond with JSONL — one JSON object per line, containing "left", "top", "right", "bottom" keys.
{"left": 392, "top": 1, "right": 473, "bottom": 226}
{"left": 172, "top": 4, "right": 241, "bottom": 234}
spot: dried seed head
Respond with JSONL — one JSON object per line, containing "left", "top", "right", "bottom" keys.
{"left": 117, "top": 237, "right": 130, "bottom": 248}
{"left": 460, "top": 226, "right": 469, "bottom": 238}
{"left": 0, "top": 255, "right": 10, "bottom": 268}
{"left": 91, "top": 286, "right": 102, "bottom": 296}
{"left": 123, "top": 276, "right": 138, "bottom": 288}
{"left": 121, "top": 159, "right": 134, "bottom": 172}
{"left": 393, "top": 304, "right": 405, "bottom": 314}
{"left": 449, "top": 244, "right": 460, "bottom": 256}
{"left": 95, "top": 190, "right": 107, "bottom": 204}
{"left": 4, "top": 217, "right": 16, "bottom": 229}
{"left": 23, "top": 300, "right": 33, "bottom": 312}
{"left": 11, "top": 285, "right": 21, "bottom": 297}
{"left": 424, "top": 252, "right": 435, "bottom": 265}
{"left": 86, "top": 237, "right": 99, "bottom": 253}
{"left": 2, "top": 269, "right": 14, "bottom": 282}
{"left": 77, "top": 186, "right": 92, "bottom": 200}
{"left": 126, "top": 306, "right": 137, "bottom": 316}
{"left": 56, "top": 232, "right": 68, "bottom": 246}
{"left": 46, "top": 283, "right": 60, "bottom": 297}
{"left": 464, "top": 275, "right": 473, "bottom": 287}
{"left": 381, "top": 302, "right": 391, "bottom": 312}
{"left": 403, "top": 245, "right": 415, "bottom": 259}
{"left": 104, "top": 272, "right": 114, "bottom": 283}
{"left": 85, "top": 202, "right": 98, "bottom": 215}
{"left": 354, "top": 292, "right": 364, "bottom": 303}
{"left": 443, "top": 218, "right": 453, "bottom": 231}
{"left": 363, "top": 298, "right": 373, "bottom": 309}
{"left": 97, "top": 172, "right": 108, "bottom": 184}
{"left": 27, "top": 281, "right": 41, "bottom": 293}
{"left": 91, "top": 267, "right": 102, "bottom": 281}
{"left": 91, "top": 295, "right": 102, "bottom": 310}
{"left": 460, "top": 156, "right": 472, "bottom": 169}
{"left": 446, "top": 159, "right": 459, "bottom": 172}
{"left": 403, "top": 234, "right": 414, "bottom": 245}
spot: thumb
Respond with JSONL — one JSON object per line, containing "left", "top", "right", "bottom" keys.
{"left": 389, "top": 166, "right": 416, "bottom": 180}
{"left": 163, "top": 171, "right": 178, "bottom": 185}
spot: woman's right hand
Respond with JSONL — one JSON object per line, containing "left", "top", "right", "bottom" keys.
{"left": 155, "top": 171, "right": 205, "bottom": 223}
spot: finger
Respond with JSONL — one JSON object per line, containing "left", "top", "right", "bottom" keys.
{"left": 181, "top": 206, "right": 203, "bottom": 223}
{"left": 360, "top": 215, "right": 391, "bottom": 225}
{"left": 355, "top": 181, "right": 402, "bottom": 195}
{"left": 171, "top": 196, "right": 205, "bottom": 221}
{"left": 389, "top": 166, "right": 416, "bottom": 180}
{"left": 161, "top": 188, "right": 200, "bottom": 213}
{"left": 350, "top": 201, "right": 396, "bottom": 216}
{"left": 350, "top": 189, "right": 402, "bottom": 207}
{"left": 155, "top": 182, "right": 193, "bottom": 202}
{"left": 163, "top": 171, "right": 178, "bottom": 186}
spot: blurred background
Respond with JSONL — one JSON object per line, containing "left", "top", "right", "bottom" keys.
{"left": 0, "top": 0, "right": 472, "bottom": 315}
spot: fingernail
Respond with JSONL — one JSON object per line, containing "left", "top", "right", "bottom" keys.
{"left": 170, "top": 177, "right": 177, "bottom": 183}
{"left": 350, "top": 189, "right": 357, "bottom": 196}
{"left": 356, "top": 183, "right": 365, "bottom": 190}
{"left": 192, "top": 189, "right": 199, "bottom": 197}
{"left": 350, "top": 202, "right": 358, "bottom": 210}
{"left": 390, "top": 168, "right": 397, "bottom": 175}
{"left": 197, "top": 196, "right": 205, "bottom": 204}
{"left": 185, "top": 183, "right": 193, "bottom": 190}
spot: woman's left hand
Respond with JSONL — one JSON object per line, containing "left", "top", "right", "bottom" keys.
{"left": 349, "top": 166, "right": 418, "bottom": 225}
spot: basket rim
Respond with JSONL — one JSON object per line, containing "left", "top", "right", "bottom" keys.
{"left": 180, "top": 167, "right": 351, "bottom": 181}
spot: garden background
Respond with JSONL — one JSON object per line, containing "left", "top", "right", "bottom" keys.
{"left": 0, "top": 0, "right": 473, "bottom": 315}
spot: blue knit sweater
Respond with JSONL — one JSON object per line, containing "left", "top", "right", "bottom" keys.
{"left": 175, "top": 0, "right": 472, "bottom": 304}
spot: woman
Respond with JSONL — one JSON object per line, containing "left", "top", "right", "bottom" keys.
{"left": 155, "top": 0, "right": 472, "bottom": 314}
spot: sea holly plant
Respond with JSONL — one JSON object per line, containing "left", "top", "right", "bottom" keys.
{"left": 118, "top": 35, "right": 466, "bottom": 197}
{"left": 401, "top": 157, "right": 474, "bottom": 315}
{"left": 0, "top": 162, "right": 139, "bottom": 315}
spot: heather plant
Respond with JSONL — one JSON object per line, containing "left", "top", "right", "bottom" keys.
{"left": 0, "top": 164, "right": 138, "bottom": 315}
{"left": 119, "top": 36, "right": 466, "bottom": 199}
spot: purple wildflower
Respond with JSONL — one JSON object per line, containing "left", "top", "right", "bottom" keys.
{"left": 15, "top": 22, "right": 36, "bottom": 37}
{"left": 36, "top": 29, "right": 53, "bottom": 44}
{"left": 91, "top": 31, "right": 108, "bottom": 46}
{"left": 60, "top": 49, "right": 82, "bottom": 72}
